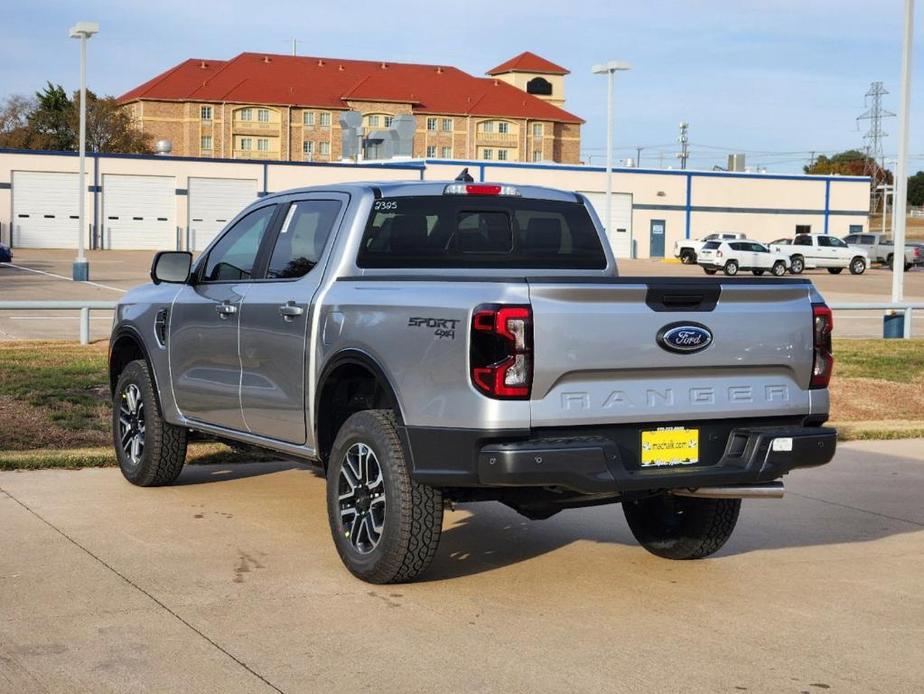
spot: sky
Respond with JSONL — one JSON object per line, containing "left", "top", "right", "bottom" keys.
{"left": 2, "top": 0, "right": 923, "bottom": 173}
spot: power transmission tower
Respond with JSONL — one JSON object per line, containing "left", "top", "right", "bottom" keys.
{"left": 676, "top": 121, "right": 689, "bottom": 169}
{"left": 857, "top": 81, "right": 895, "bottom": 211}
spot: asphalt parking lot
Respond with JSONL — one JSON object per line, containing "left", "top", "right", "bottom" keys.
{"left": 1, "top": 439, "right": 922, "bottom": 692}
{"left": 2, "top": 248, "right": 923, "bottom": 341}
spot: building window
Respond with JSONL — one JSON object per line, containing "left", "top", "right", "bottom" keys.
{"left": 498, "top": 122, "right": 509, "bottom": 134}
{"left": 319, "top": 141, "right": 330, "bottom": 156}
{"left": 257, "top": 109, "right": 270, "bottom": 123}
{"left": 427, "top": 117, "right": 437, "bottom": 131}
{"left": 257, "top": 138, "right": 269, "bottom": 152}
{"left": 367, "top": 114, "right": 380, "bottom": 127}
{"left": 482, "top": 121, "right": 494, "bottom": 134}
{"left": 532, "top": 123, "right": 543, "bottom": 138}
{"left": 319, "top": 112, "right": 331, "bottom": 127}
{"left": 239, "top": 108, "right": 253, "bottom": 121}
{"left": 532, "top": 150, "right": 542, "bottom": 162}
{"left": 240, "top": 137, "right": 252, "bottom": 150}
{"left": 303, "top": 111, "right": 315, "bottom": 126}
{"left": 201, "top": 135, "right": 213, "bottom": 151}
{"left": 384, "top": 116, "right": 393, "bottom": 127}
{"left": 441, "top": 118, "right": 452, "bottom": 132}
{"left": 303, "top": 141, "right": 314, "bottom": 159}
{"left": 482, "top": 148, "right": 493, "bottom": 160}
{"left": 526, "top": 77, "right": 553, "bottom": 96}
{"left": 497, "top": 149, "right": 508, "bottom": 161}
{"left": 426, "top": 145, "right": 436, "bottom": 158}
{"left": 440, "top": 146, "right": 452, "bottom": 158}
{"left": 200, "top": 105, "right": 212, "bottom": 121}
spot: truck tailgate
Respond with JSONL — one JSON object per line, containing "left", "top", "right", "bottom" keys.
{"left": 527, "top": 278, "right": 818, "bottom": 427}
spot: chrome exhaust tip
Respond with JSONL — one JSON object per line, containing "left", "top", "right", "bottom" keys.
{"left": 670, "top": 481, "right": 784, "bottom": 499}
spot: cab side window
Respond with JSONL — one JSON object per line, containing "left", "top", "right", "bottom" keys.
{"left": 203, "top": 205, "right": 276, "bottom": 282}
{"left": 266, "top": 200, "right": 342, "bottom": 279}
{"left": 793, "top": 235, "right": 811, "bottom": 246}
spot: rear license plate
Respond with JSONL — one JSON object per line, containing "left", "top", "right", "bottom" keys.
{"left": 640, "top": 427, "right": 699, "bottom": 467}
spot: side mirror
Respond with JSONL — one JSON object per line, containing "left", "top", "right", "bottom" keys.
{"left": 151, "top": 251, "right": 192, "bottom": 285}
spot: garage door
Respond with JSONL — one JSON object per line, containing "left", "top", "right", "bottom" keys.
{"left": 188, "top": 178, "right": 258, "bottom": 251}
{"left": 11, "top": 171, "right": 80, "bottom": 248}
{"left": 101, "top": 175, "right": 176, "bottom": 250}
{"left": 580, "top": 192, "right": 633, "bottom": 258}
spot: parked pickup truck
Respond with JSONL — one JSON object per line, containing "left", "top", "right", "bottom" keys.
{"left": 674, "top": 232, "right": 746, "bottom": 264}
{"left": 769, "top": 233, "right": 868, "bottom": 275}
{"left": 842, "top": 232, "right": 924, "bottom": 271}
{"left": 109, "top": 179, "right": 837, "bottom": 584}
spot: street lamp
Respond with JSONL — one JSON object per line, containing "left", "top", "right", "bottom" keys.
{"left": 69, "top": 21, "right": 99, "bottom": 282}
{"left": 592, "top": 61, "right": 631, "bottom": 256}
{"left": 892, "top": 0, "right": 913, "bottom": 305}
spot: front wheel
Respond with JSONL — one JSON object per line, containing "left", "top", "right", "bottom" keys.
{"left": 827, "top": 267, "right": 843, "bottom": 274}
{"left": 789, "top": 255, "right": 805, "bottom": 274}
{"left": 327, "top": 410, "right": 443, "bottom": 584}
{"left": 723, "top": 260, "right": 739, "bottom": 276}
{"left": 623, "top": 494, "right": 741, "bottom": 560}
{"left": 112, "top": 360, "right": 187, "bottom": 486}
{"left": 849, "top": 256, "right": 867, "bottom": 275}
{"left": 771, "top": 260, "right": 787, "bottom": 276}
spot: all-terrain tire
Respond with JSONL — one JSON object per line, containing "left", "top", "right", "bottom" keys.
{"left": 112, "top": 359, "right": 187, "bottom": 487}
{"left": 327, "top": 410, "right": 443, "bottom": 584}
{"left": 623, "top": 494, "right": 741, "bottom": 560}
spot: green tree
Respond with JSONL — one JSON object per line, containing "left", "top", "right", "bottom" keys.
{"left": 908, "top": 171, "right": 924, "bottom": 207}
{"left": 28, "top": 82, "right": 76, "bottom": 150}
{"left": 76, "top": 91, "right": 151, "bottom": 154}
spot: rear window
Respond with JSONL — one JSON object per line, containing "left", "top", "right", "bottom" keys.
{"left": 357, "top": 196, "right": 607, "bottom": 269}
{"left": 702, "top": 241, "right": 721, "bottom": 249}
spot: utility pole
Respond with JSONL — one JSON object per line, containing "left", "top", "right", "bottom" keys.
{"left": 636, "top": 145, "right": 642, "bottom": 168}
{"left": 676, "top": 121, "right": 689, "bottom": 170}
{"left": 857, "top": 81, "right": 895, "bottom": 212}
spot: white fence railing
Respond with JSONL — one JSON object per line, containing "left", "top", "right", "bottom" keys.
{"left": 0, "top": 300, "right": 921, "bottom": 344}
{"left": 0, "top": 301, "right": 117, "bottom": 345}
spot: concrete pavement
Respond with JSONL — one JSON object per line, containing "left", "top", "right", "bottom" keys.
{"left": 1, "top": 439, "right": 923, "bottom": 692}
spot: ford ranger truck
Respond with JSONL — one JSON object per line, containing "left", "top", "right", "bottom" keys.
{"left": 109, "top": 179, "right": 837, "bottom": 584}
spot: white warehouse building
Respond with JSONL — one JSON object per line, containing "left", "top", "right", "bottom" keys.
{"left": 0, "top": 150, "right": 870, "bottom": 259}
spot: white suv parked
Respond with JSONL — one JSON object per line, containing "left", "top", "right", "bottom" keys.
{"left": 697, "top": 240, "right": 790, "bottom": 276}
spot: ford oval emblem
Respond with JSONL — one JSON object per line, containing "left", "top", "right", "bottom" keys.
{"left": 657, "top": 322, "right": 713, "bottom": 354}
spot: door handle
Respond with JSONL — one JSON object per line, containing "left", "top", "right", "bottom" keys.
{"left": 278, "top": 301, "right": 304, "bottom": 321}
{"left": 215, "top": 301, "right": 237, "bottom": 318}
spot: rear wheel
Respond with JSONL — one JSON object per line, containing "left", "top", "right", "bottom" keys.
{"left": 789, "top": 255, "right": 805, "bottom": 274}
{"left": 723, "top": 260, "right": 739, "bottom": 276}
{"left": 623, "top": 494, "right": 741, "bottom": 560}
{"left": 113, "top": 360, "right": 187, "bottom": 487}
{"left": 849, "top": 256, "right": 867, "bottom": 275}
{"left": 771, "top": 260, "right": 787, "bottom": 276}
{"left": 327, "top": 410, "right": 443, "bottom": 584}
{"left": 827, "top": 267, "right": 843, "bottom": 274}
{"left": 680, "top": 249, "right": 696, "bottom": 264}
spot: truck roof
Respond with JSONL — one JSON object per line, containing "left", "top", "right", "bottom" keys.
{"left": 263, "top": 179, "right": 583, "bottom": 203}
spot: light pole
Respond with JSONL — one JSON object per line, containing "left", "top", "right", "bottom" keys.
{"left": 69, "top": 21, "right": 99, "bottom": 282}
{"left": 592, "top": 61, "right": 631, "bottom": 256}
{"left": 891, "top": 0, "right": 913, "bottom": 305}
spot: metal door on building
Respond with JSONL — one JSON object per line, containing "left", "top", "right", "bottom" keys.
{"left": 579, "top": 191, "right": 633, "bottom": 258}
{"left": 650, "top": 219, "right": 666, "bottom": 257}
{"left": 101, "top": 174, "right": 175, "bottom": 250}
{"left": 187, "top": 177, "right": 259, "bottom": 252}
{"left": 11, "top": 171, "right": 80, "bottom": 248}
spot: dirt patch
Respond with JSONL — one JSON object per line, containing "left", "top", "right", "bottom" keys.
{"left": 0, "top": 395, "right": 110, "bottom": 450}
{"left": 829, "top": 375, "right": 924, "bottom": 421}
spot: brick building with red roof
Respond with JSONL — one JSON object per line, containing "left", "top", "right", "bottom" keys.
{"left": 118, "top": 51, "right": 582, "bottom": 163}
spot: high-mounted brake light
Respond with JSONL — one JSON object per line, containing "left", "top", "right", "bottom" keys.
{"left": 470, "top": 305, "right": 532, "bottom": 399}
{"left": 444, "top": 183, "right": 521, "bottom": 197}
{"left": 811, "top": 303, "right": 834, "bottom": 389}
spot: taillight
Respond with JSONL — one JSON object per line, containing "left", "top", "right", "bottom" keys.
{"left": 915, "top": 247, "right": 922, "bottom": 258}
{"left": 470, "top": 305, "right": 533, "bottom": 399}
{"left": 444, "top": 183, "right": 521, "bottom": 196}
{"left": 716, "top": 250, "right": 724, "bottom": 258}
{"left": 811, "top": 304, "right": 834, "bottom": 389}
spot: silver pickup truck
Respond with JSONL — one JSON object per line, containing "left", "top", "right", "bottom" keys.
{"left": 109, "top": 179, "right": 837, "bottom": 583}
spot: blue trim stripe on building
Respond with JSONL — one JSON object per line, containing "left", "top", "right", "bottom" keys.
{"left": 684, "top": 174, "right": 692, "bottom": 240}
{"left": 0, "top": 182, "right": 10, "bottom": 189}
{"left": 824, "top": 179, "right": 831, "bottom": 234}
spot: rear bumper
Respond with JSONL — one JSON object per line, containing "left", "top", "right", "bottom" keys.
{"left": 406, "top": 421, "right": 836, "bottom": 495}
